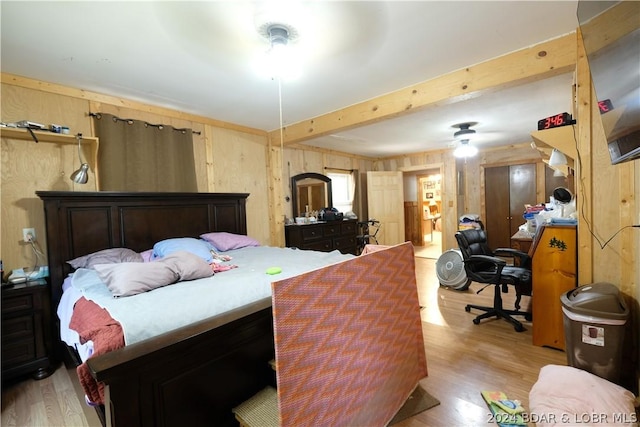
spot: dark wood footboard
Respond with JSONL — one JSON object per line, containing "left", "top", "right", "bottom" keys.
{"left": 89, "top": 298, "right": 275, "bottom": 427}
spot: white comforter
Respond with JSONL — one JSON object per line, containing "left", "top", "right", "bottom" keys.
{"left": 64, "top": 246, "right": 352, "bottom": 346}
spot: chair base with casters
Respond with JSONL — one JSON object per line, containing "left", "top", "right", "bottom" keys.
{"left": 455, "top": 228, "right": 533, "bottom": 332}
{"left": 465, "top": 283, "right": 532, "bottom": 332}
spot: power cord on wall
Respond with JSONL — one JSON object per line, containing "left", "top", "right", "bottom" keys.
{"left": 27, "top": 236, "right": 45, "bottom": 273}
{"left": 570, "top": 125, "right": 640, "bottom": 249}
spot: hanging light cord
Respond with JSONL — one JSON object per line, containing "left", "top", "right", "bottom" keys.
{"left": 278, "top": 76, "right": 285, "bottom": 170}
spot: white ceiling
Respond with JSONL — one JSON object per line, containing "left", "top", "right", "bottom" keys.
{"left": 1, "top": 1, "right": 581, "bottom": 158}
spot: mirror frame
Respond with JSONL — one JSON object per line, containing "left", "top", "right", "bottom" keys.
{"left": 290, "top": 172, "right": 332, "bottom": 218}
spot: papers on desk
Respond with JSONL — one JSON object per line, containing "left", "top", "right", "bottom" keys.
{"left": 549, "top": 218, "right": 577, "bottom": 225}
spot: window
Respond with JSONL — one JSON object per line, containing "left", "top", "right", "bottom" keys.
{"left": 327, "top": 172, "right": 354, "bottom": 213}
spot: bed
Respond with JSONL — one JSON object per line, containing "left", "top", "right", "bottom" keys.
{"left": 37, "top": 191, "right": 427, "bottom": 426}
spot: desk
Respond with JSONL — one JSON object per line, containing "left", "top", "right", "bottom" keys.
{"left": 423, "top": 215, "right": 441, "bottom": 242}
{"left": 511, "top": 229, "right": 533, "bottom": 254}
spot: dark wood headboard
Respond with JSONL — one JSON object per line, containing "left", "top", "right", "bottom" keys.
{"left": 36, "top": 191, "right": 249, "bottom": 309}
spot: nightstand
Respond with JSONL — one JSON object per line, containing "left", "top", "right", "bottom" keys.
{"left": 1, "top": 279, "right": 54, "bottom": 381}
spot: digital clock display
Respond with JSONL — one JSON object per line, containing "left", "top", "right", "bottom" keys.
{"left": 598, "top": 99, "right": 614, "bottom": 114}
{"left": 537, "top": 112, "right": 574, "bottom": 130}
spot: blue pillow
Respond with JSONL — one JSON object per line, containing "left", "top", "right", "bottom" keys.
{"left": 152, "top": 238, "right": 213, "bottom": 263}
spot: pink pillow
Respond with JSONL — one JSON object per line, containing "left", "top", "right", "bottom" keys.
{"left": 140, "top": 249, "right": 153, "bottom": 262}
{"left": 199, "top": 232, "right": 260, "bottom": 252}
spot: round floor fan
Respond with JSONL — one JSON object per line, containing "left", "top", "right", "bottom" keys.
{"left": 435, "top": 249, "right": 471, "bottom": 290}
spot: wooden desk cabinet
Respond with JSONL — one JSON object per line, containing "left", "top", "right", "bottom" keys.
{"left": 285, "top": 220, "right": 357, "bottom": 255}
{"left": 531, "top": 225, "right": 577, "bottom": 350}
{"left": 1, "top": 279, "right": 54, "bottom": 381}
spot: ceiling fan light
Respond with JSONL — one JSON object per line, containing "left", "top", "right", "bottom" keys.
{"left": 453, "top": 140, "right": 478, "bottom": 158}
{"left": 454, "top": 127, "right": 476, "bottom": 140}
{"left": 453, "top": 122, "right": 477, "bottom": 140}
{"left": 549, "top": 149, "right": 568, "bottom": 166}
{"left": 268, "top": 25, "right": 289, "bottom": 49}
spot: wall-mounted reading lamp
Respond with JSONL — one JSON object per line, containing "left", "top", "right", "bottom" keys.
{"left": 70, "top": 133, "right": 89, "bottom": 184}
{"left": 548, "top": 149, "right": 568, "bottom": 167}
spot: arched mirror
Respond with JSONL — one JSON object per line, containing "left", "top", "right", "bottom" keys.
{"left": 291, "top": 173, "right": 332, "bottom": 217}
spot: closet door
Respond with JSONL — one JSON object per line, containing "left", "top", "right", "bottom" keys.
{"left": 484, "top": 166, "right": 511, "bottom": 248}
{"left": 484, "top": 164, "right": 536, "bottom": 249}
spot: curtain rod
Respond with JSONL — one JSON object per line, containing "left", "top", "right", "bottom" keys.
{"left": 88, "top": 112, "right": 201, "bottom": 135}
{"left": 324, "top": 167, "right": 354, "bottom": 173}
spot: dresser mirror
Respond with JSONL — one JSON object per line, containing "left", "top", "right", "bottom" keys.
{"left": 291, "top": 173, "right": 332, "bottom": 218}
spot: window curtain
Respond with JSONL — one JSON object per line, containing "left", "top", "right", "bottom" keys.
{"left": 93, "top": 113, "right": 197, "bottom": 191}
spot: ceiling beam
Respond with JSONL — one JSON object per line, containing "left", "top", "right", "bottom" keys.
{"left": 272, "top": 32, "right": 577, "bottom": 145}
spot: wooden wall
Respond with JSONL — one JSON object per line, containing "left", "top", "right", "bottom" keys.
{"left": 0, "top": 75, "right": 376, "bottom": 274}
{"left": 283, "top": 147, "right": 373, "bottom": 215}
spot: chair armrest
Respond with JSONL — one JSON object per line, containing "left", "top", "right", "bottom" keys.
{"left": 466, "top": 254, "right": 507, "bottom": 267}
{"left": 464, "top": 255, "right": 506, "bottom": 284}
{"left": 493, "top": 248, "right": 531, "bottom": 267}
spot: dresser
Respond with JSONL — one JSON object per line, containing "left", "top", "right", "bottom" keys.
{"left": 285, "top": 219, "right": 358, "bottom": 255}
{"left": 1, "top": 279, "right": 54, "bottom": 381}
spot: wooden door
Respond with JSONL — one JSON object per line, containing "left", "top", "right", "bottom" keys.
{"left": 367, "top": 171, "right": 405, "bottom": 245}
{"left": 484, "top": 164, "right": 536, "bottom": 249}
{"left": 484, "top": 166, "right": 510, "bottom": 248}
{"left": 404, "top": 201, "right": 421, "bottom": 245}
{"left": 509, "top": 164, "right": 536, "bottom": 238}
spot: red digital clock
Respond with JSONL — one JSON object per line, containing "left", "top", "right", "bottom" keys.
{"left": 598, "top": 99, "right": 614, "bottom": 114}
{"left": 537, "top": 112, "right": 574, "bottom": 130}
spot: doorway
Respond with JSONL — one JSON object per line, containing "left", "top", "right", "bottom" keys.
{"left": 401, "top": 167, "right": 443, "bottom": 260}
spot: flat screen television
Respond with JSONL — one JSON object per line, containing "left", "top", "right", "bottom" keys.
{"left": 577, "top": 1, "right": 640, "bottom": 165}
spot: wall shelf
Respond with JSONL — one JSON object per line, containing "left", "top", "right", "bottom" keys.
{"left": 1, "top": 127, "right": 100, "bottom": 188}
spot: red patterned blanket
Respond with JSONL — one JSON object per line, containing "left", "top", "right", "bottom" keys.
{"left": 69, "top": 297, "right": 125, "bottom": 405}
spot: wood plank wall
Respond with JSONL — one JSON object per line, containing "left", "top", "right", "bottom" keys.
{"left": 0, "top": 77, "right": 373, "bottom": 273}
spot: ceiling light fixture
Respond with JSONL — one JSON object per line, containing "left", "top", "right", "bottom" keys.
{"left": 453, "top": 139, "right": 478, "bottom": 158}
{"left": 453, "top": 122, "right": 477, "bottom": 140}
{"left": 70, "top": 133, "right": 89, "bottom": 184}
{"left": 256, "top": 23, "right": 301, "bottom": 81}
{"left": 268, "top": 25, "right": 289, "bottom": 49}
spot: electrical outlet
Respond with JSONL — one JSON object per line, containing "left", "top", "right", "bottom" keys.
{"left": 22, "top": 227, "right": 35, "bottom": 242}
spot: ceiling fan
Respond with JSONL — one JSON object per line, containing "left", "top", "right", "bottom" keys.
{"left": 451, "top": 122, "right": 479, "bottom": 158}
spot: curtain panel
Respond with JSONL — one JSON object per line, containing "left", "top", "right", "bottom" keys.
{"left": 93, "top": 113, "right": 197, "bottom": 191}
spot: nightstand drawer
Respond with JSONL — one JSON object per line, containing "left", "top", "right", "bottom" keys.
{"left": 1, "top": 279, "right": 52, "bottom": 380}
{"left": 2, "top": 338, "right": 36, "bottom": 367}
{"left": 2, "top": 315, "right": 35, "bottom": 342}
{"left": 2, "top": 293, "right": 34, "bottom": 313}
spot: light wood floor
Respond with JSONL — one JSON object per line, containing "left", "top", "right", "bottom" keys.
{"left": 1, "top": 255, "right": 566, "bottom": 426}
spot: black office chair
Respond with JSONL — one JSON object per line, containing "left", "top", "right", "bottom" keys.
{"left": 455, "top": 228, "right": 533, "bottom": 332}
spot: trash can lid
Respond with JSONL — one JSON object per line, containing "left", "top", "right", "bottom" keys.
{"left": 560, "top": 282, "right": 629, "bottom": 320}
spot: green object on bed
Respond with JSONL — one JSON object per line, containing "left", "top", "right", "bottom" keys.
{"left": 266, "top": 267, "right": 282, "bottom": 275}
